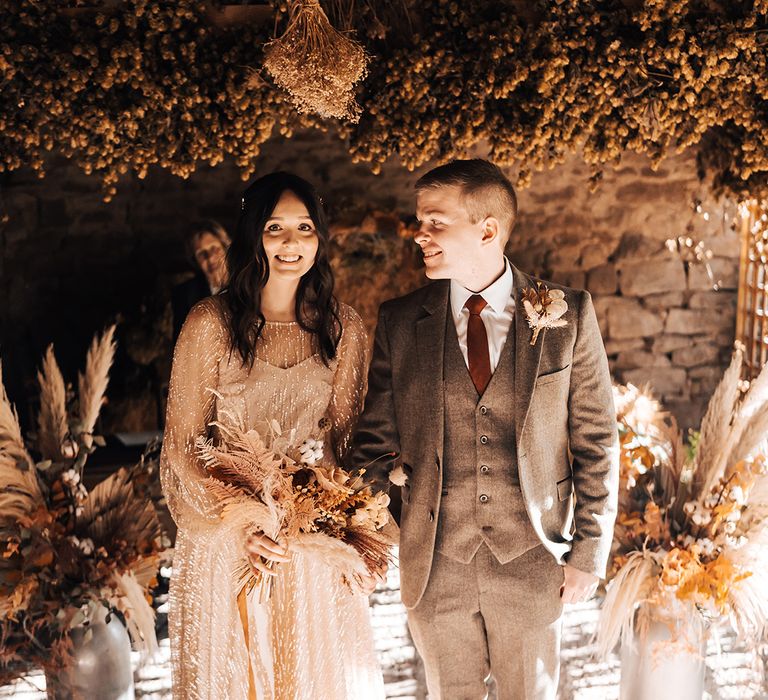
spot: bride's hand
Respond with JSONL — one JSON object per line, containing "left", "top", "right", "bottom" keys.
{"left": 246, "top": 533, "right": 291, "bottom": 575}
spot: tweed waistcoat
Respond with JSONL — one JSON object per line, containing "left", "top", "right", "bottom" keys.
{"left": 435, "top": 313, "right": 540, "bottom": 564}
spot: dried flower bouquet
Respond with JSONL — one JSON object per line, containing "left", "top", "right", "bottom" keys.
{"left": 197, "top": 407, "right": 392, "bottom": 602}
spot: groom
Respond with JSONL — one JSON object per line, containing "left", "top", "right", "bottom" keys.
{"left": 353, "top": 159, "right": 619, "bottom": 699}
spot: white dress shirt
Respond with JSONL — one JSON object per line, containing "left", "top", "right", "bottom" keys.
{"left": 449, "top": 258, "right": 516, "bottom": 373}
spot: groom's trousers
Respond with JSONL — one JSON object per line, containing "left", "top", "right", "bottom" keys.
{"left": 407, "top": 543, "right": 564, "bottom": 700}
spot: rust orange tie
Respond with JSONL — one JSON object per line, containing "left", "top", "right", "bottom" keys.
{"left": 465, "top": 294, "right": 491, "bottom": 395}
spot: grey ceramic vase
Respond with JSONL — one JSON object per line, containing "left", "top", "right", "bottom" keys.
{"left": 46, "top": 606, "right": 135, "bottom": 700}
{"left": 620, "top": 610, "right": 707, "bottom": 700}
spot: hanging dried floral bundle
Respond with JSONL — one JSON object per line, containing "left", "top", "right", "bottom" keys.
{"left": 261, "top": 0, "right": 368, "bottom": 121}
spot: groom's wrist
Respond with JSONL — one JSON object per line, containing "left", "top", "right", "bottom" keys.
{"left": 565, "top": 546, "right": 607, "bottom": 580}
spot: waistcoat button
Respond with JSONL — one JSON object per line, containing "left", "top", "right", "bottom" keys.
{"left": 479, "top": 494, "right": 489, "bottom": 503}
{"left": 480, "top": 465, "right": 490, "bottom": 474}
{"left": 480, "top": 435, "right": 489, "bottom": 444}
{"left": 479, "top": 405, "right": 488, "bottom": 415}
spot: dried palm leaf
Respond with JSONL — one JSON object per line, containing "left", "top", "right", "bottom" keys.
{"left": 615, "top": 383, "right": 686, "bottom": 517}
{"left": 691, "top": 350, "right": 743, "bottom": 500}
{"left": 596, "top": 551, "right": 657, "bottom": 659}
{"left": 78, "top": 467, "right": 161, "bottom": 552}
{"left": 77, "top": 325, "right": 116, "bottom": 440}
{"left": 36, "top": 345, "right": 68, "bottom": 461}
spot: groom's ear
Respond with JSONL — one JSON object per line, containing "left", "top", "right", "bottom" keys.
{"left": 480, "top": 216, "right": 501, "bottom": 245}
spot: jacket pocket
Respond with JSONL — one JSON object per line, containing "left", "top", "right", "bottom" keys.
{"left": 556, "top": 475, "right": 573, "bottom": 501}
{"left": 536, "top": 364, "right": 571, "bottom": 387}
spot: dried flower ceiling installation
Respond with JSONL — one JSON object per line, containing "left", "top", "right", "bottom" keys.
{"left": 1, "top": 1, "right": 767, "bottom": 200}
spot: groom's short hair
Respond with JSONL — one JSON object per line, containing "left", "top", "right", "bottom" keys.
{"left": 415, "top": 159, "right": 518, "bottom": 243}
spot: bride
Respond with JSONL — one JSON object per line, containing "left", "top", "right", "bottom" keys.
{"left": 161, "top": 172, "right": 385, "bottom": 699}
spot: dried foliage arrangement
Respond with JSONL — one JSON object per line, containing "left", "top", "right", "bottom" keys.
{"left": 0, "top": 328, "right": 168, "bottom": 684}
{"left": 197, "top": 406, "right": 392, "bottom": 602}
{"left": 263, "top": 0, "right": 367, "bottom": 120}
{"left": 347, "top": 0, "right": 768, "bottom": 194}
{"left": 0, "top": 0, "right": 314, "bottom": 201}
{"left": 597, "top": 349, "right": 768, "bottom": 657}
{"left": 2, "top": 2, "right": 768, "bottom": 200}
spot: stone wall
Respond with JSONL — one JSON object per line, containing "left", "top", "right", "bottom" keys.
{"left": 511, "top": 155, "right": 740, "bottom": 431}
{"left": 0, "top": 129, "right": 740, "bottom": 432}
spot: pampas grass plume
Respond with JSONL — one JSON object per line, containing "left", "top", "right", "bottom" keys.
{"left": 37, "top": 345, "right": 68, "bottom": 461}
{"left": 78, "top": 325, "right": 116, "bottom": 440}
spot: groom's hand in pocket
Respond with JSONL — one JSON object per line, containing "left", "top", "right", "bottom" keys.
{"left": 560, "top": 563, "right": 599, "bottom": 604}
{"left": 246, "top": 533, "right": 291, "bottom": 575}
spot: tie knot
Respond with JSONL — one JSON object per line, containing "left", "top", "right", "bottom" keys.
{"left": 465, "top": 294, "right": 487, "bottom": 315}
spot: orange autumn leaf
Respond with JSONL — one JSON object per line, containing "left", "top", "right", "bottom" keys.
{"left": 643, "top": 501, "right": 667, "bottom": 541}
{"left": 2, "top": 541, "right": 20, "bottom": 558}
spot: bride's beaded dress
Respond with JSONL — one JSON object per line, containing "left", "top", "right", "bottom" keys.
{"left": 161, "top": 297, "right": 384, "bottom": 699}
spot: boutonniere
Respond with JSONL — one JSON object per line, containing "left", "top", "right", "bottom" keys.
{"left": 521, "top": 282, "right": 568, "bottom": 346}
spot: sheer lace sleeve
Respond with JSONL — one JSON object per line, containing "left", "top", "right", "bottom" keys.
{"left": 160, "top": 298, "right": 228, "bottom": 531}
{"left": 325, "top": 304, "right": 369, "bottom": 467}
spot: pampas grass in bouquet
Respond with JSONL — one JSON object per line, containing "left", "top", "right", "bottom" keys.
{"left": 260, "top": 0, "right": 368, "bottom": 121}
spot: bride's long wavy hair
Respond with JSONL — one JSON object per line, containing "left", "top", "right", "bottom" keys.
{"left": 224, "top": 171, "right": 341, "bottom": 368}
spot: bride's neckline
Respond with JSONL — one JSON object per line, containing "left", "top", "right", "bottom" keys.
{"left": 263, "top": 319, "right": 299, "bottom": 326}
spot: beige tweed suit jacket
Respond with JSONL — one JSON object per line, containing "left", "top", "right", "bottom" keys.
{"left": 352, "top": 265, "right": 619, "bottom": 609}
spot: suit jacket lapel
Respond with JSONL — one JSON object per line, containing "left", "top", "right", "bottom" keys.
{"left": 415, "top": 281, "right": 449, "bottom": 463}
{"left": 512, "top": 265, "right": 545, "bottom": 445}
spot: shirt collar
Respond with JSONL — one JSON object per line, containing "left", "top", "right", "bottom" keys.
{"left": 450, "top": 257, "right": 514, "bottom": 318}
